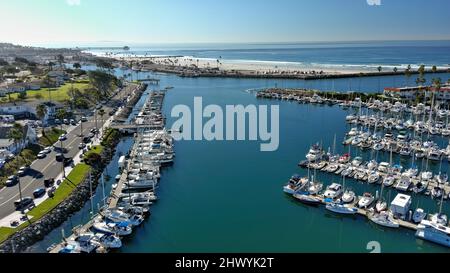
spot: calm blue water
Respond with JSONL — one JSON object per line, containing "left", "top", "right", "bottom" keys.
{"left": 28, "top": 70, "right": 450, "bottom": 253}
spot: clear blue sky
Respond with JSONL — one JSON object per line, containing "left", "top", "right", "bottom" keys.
{"left": 1, "top": 0, "right": 450, "bottom": 45}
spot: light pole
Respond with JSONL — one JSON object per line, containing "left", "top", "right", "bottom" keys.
{"left": 60, "top": 138, "right": 66, "bottom": 178}
{"left": 17, "top": 178, "right": 23, "bottom": 202}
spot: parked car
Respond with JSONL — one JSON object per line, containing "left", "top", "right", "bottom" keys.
{"left": 44, "top": 178, "right": 55, "bottom": 188}
{"left": 88, "top": 133, "right": 95, "bottom": 139}
{"left": 43, "top": 147, "right": 52, "bottom": 154}
{"left": 14, "top": 197, "right": 34, "bottom": 210}
{"left": 5, "top": 175, "right": 18, "bottom": 187}
{"left": 63, "top": 119, "right": 69, "bottom": 125}
{"left": 17, "top": 165, "right": 30, "bottom": 177}
{"left": 90, "top": 128, "right": 98, "bottom": 134}
{"left": 33, "top": 188, "right": 46, "bottom": 198}
{"left": 37, "top": 151, "right": 47, "bottom": 159}
{"left": 81, "top": 116, "right": 88, "bottom": 122}
{"left": 54, "top": 119, "right": 61, "bottom": 125}
{"left": 78, "top": 143, "right": 86, "bottom": 150}
{"left": 70, "top": 119, "right": 76, "bottom": 126}
{"left": 58, "top": 134, "right": 67, "bottom": 141}
{"left": 83, "top": 136, "right": 91, "bottom": 144}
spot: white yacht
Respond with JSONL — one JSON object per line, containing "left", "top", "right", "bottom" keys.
{"left": 367, "top": 171, "right": 380, "bottom": 184}
{"left": 382, "top": 175, "right": 395, "bottom": 187}
{"left": 323, "top": 183, "right": 343, "bottom": 199}
{"left": 416, "top": 220, "right": 450, "bottom": 248}
{"left": 92, "top": 221, "right": 133, "bottom": 236}
{"left": 395, "top": 175, "right": 412, "bottom": 192}
{"left": 306, "top": 144, "right": 324, "bottom": 162}
{"left": 358, "top": 193, "right": 375, "bottom": 208}
{"left": 342, "top": 189, "right": 356, "bottom": 203}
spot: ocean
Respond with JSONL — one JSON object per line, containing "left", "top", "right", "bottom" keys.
{"left": 27, "top": 41, "right": 450, "bottom": 253}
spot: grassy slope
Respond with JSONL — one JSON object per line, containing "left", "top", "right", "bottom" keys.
{"left": 8, "top": 82, "right": 90, "bottom": 102}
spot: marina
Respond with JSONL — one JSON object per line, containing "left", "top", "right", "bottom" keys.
{"left": 48, "top": 89, "right": 173, "bottom": 253}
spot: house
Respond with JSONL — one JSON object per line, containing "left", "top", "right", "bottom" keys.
{"left": 0, "top": 123, "right": 37, "bottom": 154}
{"left": 384, "top": 84, "right": 450, "bottom": 101}
{"left": 0, "top": 102, "right": 34, "bottom": 118}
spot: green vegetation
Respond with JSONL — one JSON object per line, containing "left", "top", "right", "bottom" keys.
{"left": 0, "top": 163, "right": 91, "bottom": 243}
{"left": 0, "top": 144, "right": 40, "bottom": 187}
{"left": 38, "top": 127, "right": 66, "bottom": 147}
{"left": 9, "top": 82, "right": 90, "bottom": 102}
{"left": 27, "top": 163, "right": 91, "bottom": 218}
{"left": 100, "top": 128, "right": 121, "bottom": 148}
{"left": 84, "top": 145, "right": 104, "bottom": 158}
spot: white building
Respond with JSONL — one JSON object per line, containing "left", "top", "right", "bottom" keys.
{"left": 390, "top": 194, "right": 412, "bottom": 219}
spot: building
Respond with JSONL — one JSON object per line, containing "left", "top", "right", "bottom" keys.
{"left": 0, "top": 102, "right": 34, "bottom": 118}
{"left": 384, "top": 84, "right": 450, "bottom": 101}
{"left": 0, "top": 123, "right": 37, "bottom": 154}
{"left": 390, "top": 194, "right": 412, "bottom": 220}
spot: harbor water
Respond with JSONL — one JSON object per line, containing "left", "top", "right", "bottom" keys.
{"left": 27, "top": 69, "right": 450, "bottom": 253}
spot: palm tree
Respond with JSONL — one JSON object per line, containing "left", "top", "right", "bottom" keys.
{"left": 405, "top": 66, "right": 412, "bottom": 86}
{"left": 36, "top": 104, "right": 47, "bottom": 133}
{"left": 98, "top": 109, "right": 105, "bottom": 129}
{"left": 393, "top": 67, "right": 398, "bottom": 86}
{"left": 56, "top": 109, "right": 67, "bottom": 131}
{"left": 7, "top": 123, "right": 24, "bottom": 154}
{"left": 432, "top": 65, "right": 437, "bottom": 73}
{"left": 73, "top": 62, "right": 81, "bottom": 70}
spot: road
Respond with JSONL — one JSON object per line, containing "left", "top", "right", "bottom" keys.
{"left": 0, "top": 83, "right": 139, "bottom": 220}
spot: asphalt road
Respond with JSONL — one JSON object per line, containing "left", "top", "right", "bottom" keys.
{"left": 0, "top": 83, "right": 138, "bottom": 220}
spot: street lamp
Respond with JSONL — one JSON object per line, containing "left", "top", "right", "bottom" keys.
{"left": 17, "top": 177, "right": 23, "bottom": 203}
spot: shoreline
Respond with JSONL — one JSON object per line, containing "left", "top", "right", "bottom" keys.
{"left": 106, "top": 56, "right": 450, "bottom": 80}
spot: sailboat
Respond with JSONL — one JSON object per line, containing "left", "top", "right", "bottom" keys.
{"left": 341, "top": 176, "right": 356, "bottom": 204}
{"left": 293, "top": 175, "right": 322, "bottom": 206}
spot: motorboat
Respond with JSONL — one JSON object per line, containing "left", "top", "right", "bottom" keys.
{"left": 427, "top": 148, "right": 442, "bottom": 161}
{"left": 358, "top": 193, "right": 375, "bottom": 208}
{"left": 353, "top": 169, "right": 366, "bottom": 181}
{"left": 430, "top": 213, "right": 448, "bottom": 226}
{"left": 377, "top": 162, "right": 390, "bottom": 173}
{"left": 93, "top": 233, "right": 122, "bottom": 249}
{"left": 367, "top": 171, "right": 380, "bottom": 184}
{"left": 412, "top": 180, "right": 428, "bottom": 194}
{"left": 431, "top": 187, "right": 444, "bottom": 199}
{"left": 382, "top": 175, "right": 396, "bottom": 187}
{"left": 341, "top": 167, "right": 354, "bottom": 178}
{"left": 283, "top": 175, "right": 308, "bottom": 195}
{"left": 351, "top": 157, "right": 363, "bottom": 167}
{"left": 421, "top": 171, "right": 433, "bottom": 181}
{"left": 395, "top": 175, "right": 412, "bottom": 192}
{"left": 347, "top": 128, "right": 359, "bottom": 136}
{"left": 369, "top": 211, "right": 399, "bottom": 228}
{"left": 325, "top": 202, "right": 358, "bottom": 215}
{"left": 416, "top": 220, "right": 450, "bottom": 248}
{"left": 412, "top": 208, "right": 427, "bottom": 224}
{"left": 92, "top": 221, "right": 133, "bottom": 236}
{"left": 323, "top": 183, "right": 343, "bottom": 199}
{"left": 342, "top": 189, "right": 356, "bottom": 204}
{"left": 306, "top": 144, "right": 324, "bottom": 162}
{"left": 403, "top": 167, "right": 418, "bottom": 178}
{"left": 375, "top": 200, "right": 388, "bottom": 212}
{"left": 436, "top": 173, "right": 448, "bottom": 185}
{"left": 367, "top": 160, "right": 378, "bottom": 171}
{"left": 338, "top": 153, "right": 351, "bottom": 163}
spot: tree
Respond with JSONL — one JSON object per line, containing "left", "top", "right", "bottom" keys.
{"left": 7, "top": 123, "right": 25, "bottom": 154}
{"left": 98, "top": 109, "right": 105, "bottom": 127}
{"left": 432, "top": 65, "right": 437, "bottom": 73}
{"left": 88, "top": 70, "right": 118, "bottom": 100}
{"left": 56, "top": 109, "right": 67, "bottom": 131}
{"left": 57, "top": 54, "right": 65, "bottom": 68}
{"left": 377, "top": 66, "right": 382, "bottom": 93}
{"left": 73, "top": 62, "right": 82, "bottom": 70}
{"left": 17, "top": 92, "right": 27, "bottom": 100}
{"left": 393, "top": 67, "right": 398, "bottom": 86}
{"left": 36, "top": 104, "right": 47, "bottom": 126}
{"left": 48, "top": 61, "right": 55, "bottom": 71}
{"left": 34, "top": 93, "right": 43, "bottom": 100}
{"left": 405, "top": 65, "right": 412, "bottom": 86}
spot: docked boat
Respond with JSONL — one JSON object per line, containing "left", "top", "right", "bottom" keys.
{"left": 367, "top": 171, "right": 380, "bottom": 184}
{"left": 341, "top": 167, "right": 354, "bottom": 178}
{"left": 412, "top": 180, "right": 428, "bottom": 194}
{"left": 375, "top": 200, "right": 387, "bottom": 212}
{"left": 358, "top": 193, "right": 375, "bottom": 208}
{"left": 436, "top": 173, "right": 448, "bottom": 185}
{"left": 306, "top": 144, "right": 324, "bottom": 162}
{"left": 92, "top": 221, "right": 133, "bottom": 236}
{"left": 342, "top": 189, "right": 356, "bottom": 204}
{"left": 395, "top": 175, "right": 412, "bottom": 192}
{"left": 68, "top": 233, "right": 101, "bottom": 253}
{"left": 283, "top": 175, "right": 308, "bottom": 195}
{"left": 430, "top": 213, "right": 448, "bottom": 226}
{"left": 351, "top": 157, "right": 363, "bottom": 167}
{"left": 382, "top": 175, "right": 395, "bottom": 187}
{"left": 373, "top": 142, "right": 384, "bottom": 151}
{"left": 293, "top": 192, "right": 322, "bottom": 206}
{"left": 325, "top": 202, "right": 358, "bottom": 215}
{"left": 421, "top": 171, "right": 433, "bottom": 181}
{"left": 338, "top": 153, "right": 351, "bottom": 164}
{"left": 323, "top": 183, "right": 343, "bottom": 199}
{"left": 369, "top": 211, "right": 399, "bottom": 228}
{"left": 307, "top": 181, "right": 323, "bottom": 195}
{"left": 412, "top": 208, "right": 427, "bottom": 224}
{"left": 416, "top": 220, "right": 450, "bottom": 248}
{"left": 431, "top": 187, "right": 444, "bottom": 199}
